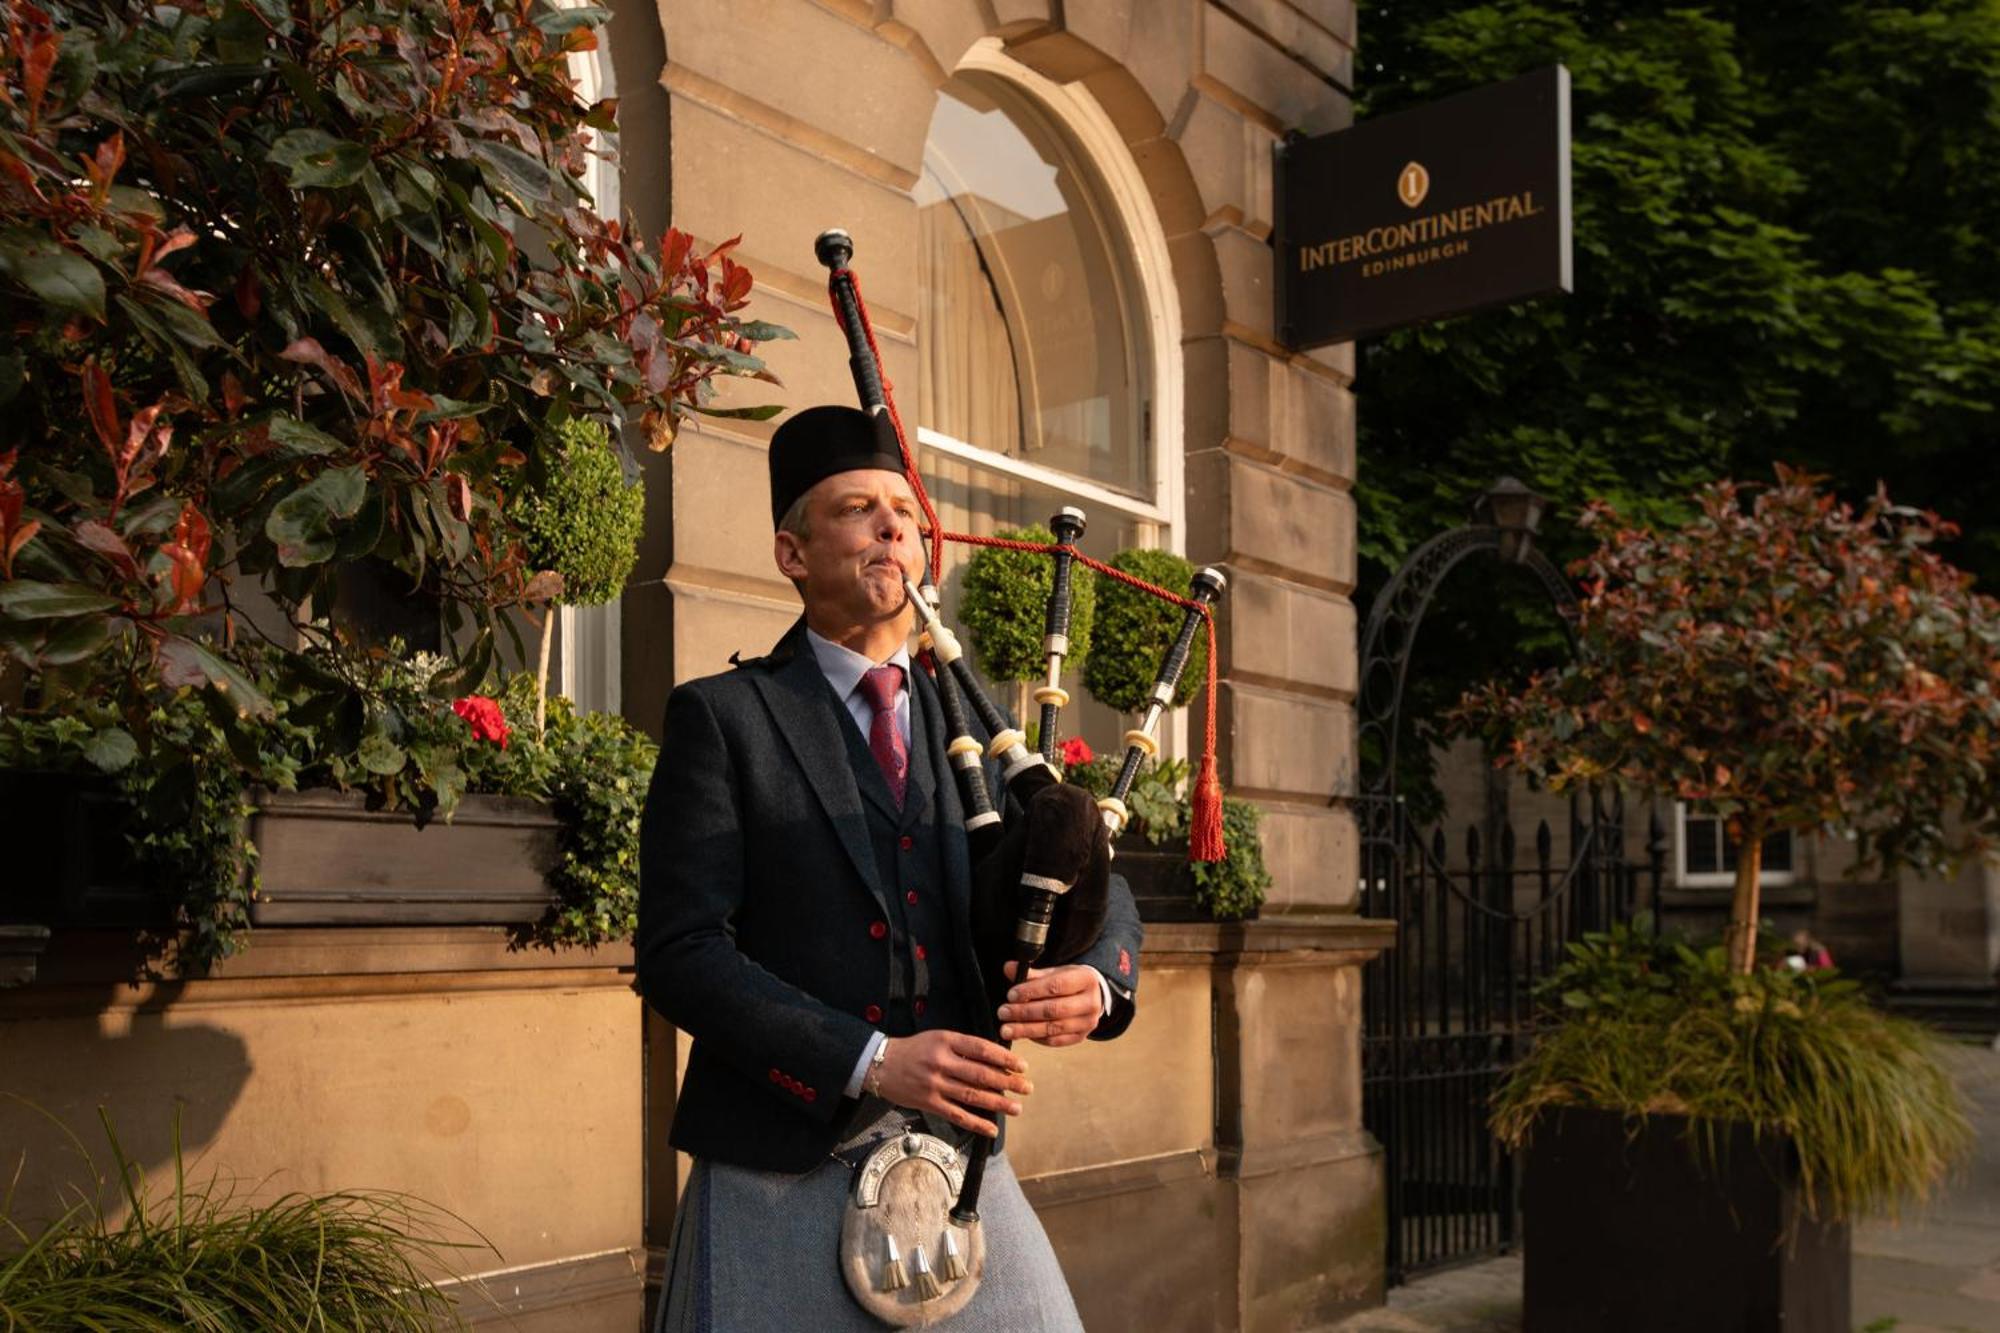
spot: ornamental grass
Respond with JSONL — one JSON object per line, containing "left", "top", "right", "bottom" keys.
{"left": 1492, "top": 922, "right": 1972, "bottom": 1224}
{"left": 0, "top": 1109, "right": 485, "bottom": 1331}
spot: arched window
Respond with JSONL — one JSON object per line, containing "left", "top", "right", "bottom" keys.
{"left": 915, "top": 52, "right": 1181, "bottom": 753}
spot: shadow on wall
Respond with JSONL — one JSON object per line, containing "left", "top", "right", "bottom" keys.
{"left": 1, "top": 999, "right": 252, "bottom": 1229}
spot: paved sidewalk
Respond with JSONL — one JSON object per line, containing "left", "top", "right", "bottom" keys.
{"left": 1326, "top": 1042, "right": 2000, "bottom": 1333}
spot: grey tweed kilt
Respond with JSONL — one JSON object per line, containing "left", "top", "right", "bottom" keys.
{"left": 656, "top": 1110, "right": 1082, "bottom": 1332}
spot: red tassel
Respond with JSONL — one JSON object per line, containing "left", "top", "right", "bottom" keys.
{"left": 1188, "top": 613, "right": 1226, "bottom": 863}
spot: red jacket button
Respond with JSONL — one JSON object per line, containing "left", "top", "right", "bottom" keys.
{"left": 804, "top": 1087, "right": 817, "bottom": 1103}
{"left": 869, "top": 921, "right": 887, "bottom": 941}
{"left": 899, "top": 835, "right": 914, "bottom": 851}
{"left": 906, "top": 889, "right": 919, "bottom": 905}
{"left": 864, "top": 1004, "right": 883, "bottom": 1024}
{"left": 915, "top": 944, "right": 928, "bottom": 961}
{"left": 768, "top": 1068, "right": 781, "bottom": 1083}
{"left": 914, "top": 998, "right": 927, "bottom": 1017}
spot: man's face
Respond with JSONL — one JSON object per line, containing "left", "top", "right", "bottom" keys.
{"left": 774, "top": 468, "right": 927, "bottom": 628}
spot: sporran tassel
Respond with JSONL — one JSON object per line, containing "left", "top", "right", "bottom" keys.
{"left": 940, "top": 1226, "right": 969, "bottom": 1280}
{"left": 912, "top": 1244, "right": 944, "bottom": 1300}
{"left": 880, "top": 1234, "right": 909, "bottom": 1293}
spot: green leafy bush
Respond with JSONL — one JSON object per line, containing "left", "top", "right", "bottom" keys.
{"left": 0, "top": 637, "right": 656, "bottom": 972}
{"left": 1083, "top": 548, "right": 1205, "bottom": 713}
{"left": 0, "top": 0, "right": 785, "bottom": 719}
{"left": 957, "top": 525, "right": 1093, "bottom": 685}
{"left": 515, "top": 418, "right": 645, "bottom": 609}
{"left": 1065, "top": 754, "right": 1268, "bottom": 920}
{"left": 0, "top": 1109, "right": 480, "bottom": 1329}
{"left": 1493, "top": 921, "right": 1972, "bottom": 1222}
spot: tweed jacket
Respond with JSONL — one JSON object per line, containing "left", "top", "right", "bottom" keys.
{"left": 636, "top": 617, "right": 1144, "bottom": 1173}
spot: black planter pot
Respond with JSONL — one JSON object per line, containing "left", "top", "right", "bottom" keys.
{"left": 1524, "top": 1107, "right": 1850, "bottom": 1333}
{"left": 1111, "top": 833, "right": 1260, "bottom": 923}
{"left": 0, "top": 768, "right": 157, "bottom": 928}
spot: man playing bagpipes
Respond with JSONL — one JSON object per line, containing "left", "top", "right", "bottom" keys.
{"left": 636, "top": 401, "right": 1144, "bottom": 1330}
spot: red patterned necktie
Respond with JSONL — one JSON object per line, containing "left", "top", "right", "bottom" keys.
{"left": 858, "top": 664, "right": 908, "bottom": 808}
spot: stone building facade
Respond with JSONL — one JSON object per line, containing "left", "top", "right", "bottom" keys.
{"left": 0, "top": 6, "right": 1387, "bottom": 1332}
{"left": 601, "top": 1, "right": 1386, "bottom": 1328}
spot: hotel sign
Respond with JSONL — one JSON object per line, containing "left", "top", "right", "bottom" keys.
{"left": 1275, "top": 66, "right": 1571, "bottom": 348}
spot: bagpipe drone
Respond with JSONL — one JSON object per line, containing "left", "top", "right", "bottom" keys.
{"left": 814, "top": 229, "right": 1228, "bottom": 1324}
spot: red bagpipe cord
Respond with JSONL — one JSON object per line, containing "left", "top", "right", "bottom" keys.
{"left": 832, "top": 269, "right": 1225, "bottom": 862}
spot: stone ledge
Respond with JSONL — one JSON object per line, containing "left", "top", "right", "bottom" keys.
{"left": 1219, "top": 1126, "right": 1380, "bottom": 1181}
{"left": 444, "top": 1246, "right": 646, "bottom": 1326}
{"left": 1145, "top": 914, "right": 1396, "bottom": 962}
{"left": 1018, "top": 1146, "right": 1213, "bottom": 1210}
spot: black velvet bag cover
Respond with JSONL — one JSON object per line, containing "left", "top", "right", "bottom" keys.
{"left": 969, "top": 783, "right": 1112, "bottom": 1007}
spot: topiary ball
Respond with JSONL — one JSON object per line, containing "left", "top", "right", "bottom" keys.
{"left": 957, "top": 524, "right": 1095, "bottom": 685}
{"left": 517, "top": 417, "right": 645, "bottom": 607}
{"left": 1083, "top": 547, "right": 1206, "bottom": 713}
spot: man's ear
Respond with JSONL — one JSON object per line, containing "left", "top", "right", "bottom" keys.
{"left": 774, "top": 529, "right": 809, "bottom": 583}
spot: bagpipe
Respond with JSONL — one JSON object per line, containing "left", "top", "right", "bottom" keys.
{"left": 814, "top": 228, "right": 1227, "bottom": 1322}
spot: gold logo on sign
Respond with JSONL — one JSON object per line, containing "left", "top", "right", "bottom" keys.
{"left": 1397, "top": 161, "right": 1430, "bottom": 209}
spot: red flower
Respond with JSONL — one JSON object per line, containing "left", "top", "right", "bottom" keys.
{"left": 453, "top": 695, "right": 510, "bottom": 748}
{"left": 1059, "top": 736, "right": 1094, "bottom": 767}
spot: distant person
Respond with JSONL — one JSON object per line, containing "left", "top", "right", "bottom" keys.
{"left": 1785, "top": 929, "right": 1834, "bottom": 973}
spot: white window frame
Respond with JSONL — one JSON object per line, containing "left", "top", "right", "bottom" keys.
{"left": 1673, "top": 802, "right": 1798, "bottom": 889}
{"left": 927, "top": 41, "right": 1189, "bottom": 757}
{"left": 556, "top": 9, "right": 621, "bottom": 716}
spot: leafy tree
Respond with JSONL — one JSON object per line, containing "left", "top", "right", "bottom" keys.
{"left": 1461, "top": 470, "right": 2000, "bottom": 974}
{"left": 0, "top": 0, "right": 785, "bottom": 718}
{"left": 1355, "top": 1, "right": 2000, "bottom": 749}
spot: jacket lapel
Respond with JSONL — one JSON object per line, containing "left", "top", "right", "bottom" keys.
{"left": 910, "top": 667, "right": 972, "bottom": 936}
{"left": 748, "top": 620, "right": 886, "bottom": 903}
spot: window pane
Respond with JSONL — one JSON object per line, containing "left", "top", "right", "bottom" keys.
{"left": 1685, "top": 815, "right": 1721, "bottom": 876}
{"left": 1761, "top": 831, "right": 1794, "bottom": 874}
{"left": 916, "top": 73, "right": 1151, "bottom": 497}
{"left": 924, "top": 447, "right": 1153, "bottom": 761}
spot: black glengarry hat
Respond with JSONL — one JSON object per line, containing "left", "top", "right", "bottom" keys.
{"left": 768, "top": 404, "right": 907, "bottom": 527}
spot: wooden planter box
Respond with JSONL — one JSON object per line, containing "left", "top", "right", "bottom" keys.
{"left": 1, "top": 774, "right": 560, "bottom": 932}
{"left": 1112, "top": 834, "right": 1260, "bottom": 923}
{"left": 1524, "top": 1107, "right": 1850, "bottom": 1332}
{"left": 248, "top": 788, "right": 561, "bottom": 926}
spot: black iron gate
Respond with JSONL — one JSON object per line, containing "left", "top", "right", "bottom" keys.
{"left": 1353, "top": 497, "right": 1663, "bottom": 1284}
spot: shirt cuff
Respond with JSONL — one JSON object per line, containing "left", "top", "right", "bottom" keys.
{"left": 1094, "top": 968, "right": 1114, "bottom": 1019}
{"left": 844, "top": 1030, "right": 887, "bottom": 1100}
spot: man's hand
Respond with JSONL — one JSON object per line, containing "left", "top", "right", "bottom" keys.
{"left": 998, "top": 962, "right": 1103, "bottom": 1048}
{"left": 875, "top": 1030, "right": 1032, "bottom": 1139}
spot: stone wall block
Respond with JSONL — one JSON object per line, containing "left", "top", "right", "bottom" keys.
{"left": 1169, "top": 230, "right": 1226, "bottom": 338}
{"left": 667, "top": 432, "right": 779, "bottom": 582}
{"left": 990, "top": 0, "right": 1056, "bottom": 39}
{"left": 1183, "top": 446, "right": 1233, "bottom": 569}
{"left": 1290, "top": 0, "right": 1358, "bottom": 47}
{"left": 668, "top": 98, "right": 922, "bottom": 314}
{"left": 1215, "top": 0, "right": 1355, "bottom": 84}
{"left": 1200, "top": 2, "right": 1347, "bottom": 134}
{"left": 1007, "top": 964, "right": 1213, "bottom": 1177}
{"left": 1222, "top": 682, "right": 1353, "bottom": 802}
{"left": 1224, "top": 570, "right": 1355, "bottom": 697}
{"left": 1270, "top": 361, "right": 1356, "bottom": 482}
{"left": 660, "top": 0, "right": 938, "bottom": 174}
{"left": 1212, "top": 226, "right": 1274, "bottom": 336}
{"left": 1176, "top": 93, "right": 1273, "bottom": 230}
{"left": 1256, "top": 801, "right": 1359, "bottom": 913}
{"left": 1129, "top": 134, "right": 1210, "bottom": 239}
{"left": 1068, "top": 0, "right": 1199, "bottom": 132}
{"left": 1234, "top": 1150, "right": 1384, "bottom": 1330}
{"left": 1304, "top": 339, "right": 1356, "bottom": 383}
{"left": 664, "top": 585, "right": 798, "bottom": 682}
{"left": 881, "top": 0, "right": 992, "bottom": 78}
{"left": 1039, "top": 1169, "right": 1232, "bottom": 1333}
{"left": 1222, "top": 455, "right": 1353, "bottom": 588}
{"left": 693, "top": 308, "right": 920, "bottom": 446}
{"left": 1225, "top": 338, "right": 1273, "bottom": 448}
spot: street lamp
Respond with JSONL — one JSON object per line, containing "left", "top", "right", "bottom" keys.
{"left": 1472, "top": 476, "right": 1549, "bottom": 564}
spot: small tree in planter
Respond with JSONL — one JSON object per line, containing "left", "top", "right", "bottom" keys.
{"left": 1465, "top": 467, "right": 2000, "bottom": 973}
{"left": 1081, "top": 548, "right": 1207, "bottom": 715}
{"left": 1461, "top": 468, "right": 1991, "bottom": 1331}
{"left": 514, "top": 415, "right": 644, "bottom": 731}
{"left": 957, "top": 523, "right": 1094, "bottom": 729}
